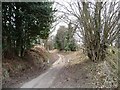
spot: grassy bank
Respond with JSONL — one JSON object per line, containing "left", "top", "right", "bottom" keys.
{"left": 2, "top": 45, "right": 59, "bottom": 88}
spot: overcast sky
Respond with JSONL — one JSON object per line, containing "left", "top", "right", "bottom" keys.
{"left": 50, "top": 0, "right": 77, "bottom": 36}
{"left": 49, "top": 0, "right": 119, "bottom": 44}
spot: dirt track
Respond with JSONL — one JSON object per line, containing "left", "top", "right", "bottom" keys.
{"left": 21, "top": 51, "right": 117, "bottom": 88}
{"left": 21, "top": 54, "right": 65, "bottom": 88}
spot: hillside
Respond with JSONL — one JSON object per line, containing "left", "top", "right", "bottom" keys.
{"left": 1, "top": 1, "right": 119, "bottom": 89}
{"left": 2, "top": 45, "right": 59, "bottom": 88}
{"left": 50, "top": 49, "right": 118, "bottom": 88}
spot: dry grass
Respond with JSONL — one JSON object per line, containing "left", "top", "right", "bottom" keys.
{"left": 51, "top": 49, "right": 118, "bottom": 88}
{"left": 106, "top": 46, "right": 119, "bottom": 70}
{"left": 2, "top": 46, "right": 59, "bottom": 88}
{"left": 66, "top": 50, "right": 88, "bottom": 65}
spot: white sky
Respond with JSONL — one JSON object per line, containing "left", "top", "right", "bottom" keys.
{"left": 50, "top": 0, "right": 76, "bottom": 36}
{"left": 51, "top": 0, "right": 119, "bottom": 35}
{"left": 49, "top": 0, "right": 119, "bottom": 44}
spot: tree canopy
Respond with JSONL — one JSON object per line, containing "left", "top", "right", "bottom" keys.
{"left": 2, "top": 2, "right": 55, "bottom": 57}
{"left": 55, "top": 1, "right": 120, "bottom": 61}
{"left": 55, "top": 23, "right": 77, "bottom": 51}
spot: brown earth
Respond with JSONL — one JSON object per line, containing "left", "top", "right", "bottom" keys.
{"left": 2, "top": 46, "right": 59, "bottom": 88}
{"left": 2, "top": 48, "right": 118, "bottom": 88}
{"left": 50, "top": 51, "right": 118, "bottom": 88}
{"left": 20, "top": 50, "right": 117, "bottom": 88}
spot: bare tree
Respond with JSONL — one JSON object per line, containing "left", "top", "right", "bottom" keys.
{"left": 55, "top": 0, "right": 120, "bottom": 61}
